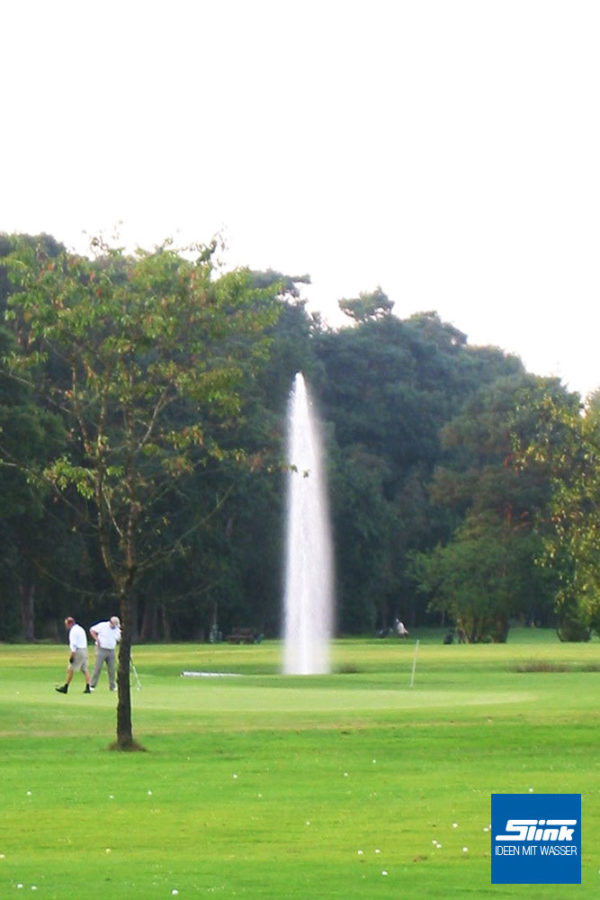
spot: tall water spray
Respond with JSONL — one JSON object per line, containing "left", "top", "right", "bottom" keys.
{"left": 283, "top": 373, "right": 334, "bottom": 675}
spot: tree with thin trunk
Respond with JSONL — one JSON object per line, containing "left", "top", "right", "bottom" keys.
{"left": 3, "top": 235, "right": 280, "bottom": 748}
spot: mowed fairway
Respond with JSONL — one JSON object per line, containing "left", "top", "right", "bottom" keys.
{"left": 1, "top": 631, "right": 599, "bottom": 898}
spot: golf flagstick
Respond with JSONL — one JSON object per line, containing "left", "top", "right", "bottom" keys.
{"left": 409, "top": 639, "right": 420, "bottom": 688}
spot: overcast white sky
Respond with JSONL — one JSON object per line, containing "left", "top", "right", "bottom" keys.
{"left": 3, "top": 1, "right": 599, "bottom": 396}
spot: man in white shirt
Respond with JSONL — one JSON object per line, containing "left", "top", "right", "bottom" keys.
{"left": 89, "top": 616, "right": 121, "bottom": 691}
{"left": 55, "top": 617, "right": 92, "bottom": 694}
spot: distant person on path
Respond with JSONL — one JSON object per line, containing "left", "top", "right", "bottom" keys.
{"left": 55, "top": 617, "right": 92, "bottom": 694}
{"left": 89, "top": 616, "right": 121, "bottom": 691}
{"left": 394, "top": 618, "right": 409, "bottom": 638}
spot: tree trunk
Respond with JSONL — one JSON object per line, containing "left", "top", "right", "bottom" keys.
{"left": 161, "top": 604, "right": 171, "bottom": 642}
{"left": 114, "top": 592, "right": 145, "bottom": 750}
{"left": 140, "top": 601, "right": 158, "bottom": 642}
{"left": 19, "top": 582, "right": 35, "bottom": 642}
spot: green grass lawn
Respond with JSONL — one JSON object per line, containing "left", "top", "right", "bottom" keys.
{"left": 1, "top": 629, "right": 599, "bottom": 898}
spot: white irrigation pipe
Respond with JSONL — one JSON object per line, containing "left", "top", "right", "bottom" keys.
{"left": 409, "top": 640, "right": 420, "bottom": 688}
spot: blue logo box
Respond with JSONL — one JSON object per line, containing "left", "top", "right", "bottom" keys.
{"left": 491, "top": 793, "right": 581, "bottom": 884}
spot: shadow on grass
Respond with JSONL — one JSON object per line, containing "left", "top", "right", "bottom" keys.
{"left": 108, "top": 739, "right": 148, "bottom": 752}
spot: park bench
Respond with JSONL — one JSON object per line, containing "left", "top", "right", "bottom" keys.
{"left": 225, "top": 628, "right": 262, "bottom": 644}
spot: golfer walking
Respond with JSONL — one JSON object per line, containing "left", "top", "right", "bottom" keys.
{"left": 89, "top": 616, "right": 121, "bottom": 691}
{"left": 56, "top": 617, "right": 92, "bottom": 694}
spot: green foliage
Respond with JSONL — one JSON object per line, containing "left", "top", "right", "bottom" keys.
{"left": 338, "top": 286, "right": 394, "bottom": 322}
{"left": 317, "top": 313, "right": 529, "bottom": 631}
{"left": 0, "top": 318, "right": 68, "bottom": 640}
{"left": 410, "top": 375, "right": 567, "bottom": 640}
{"left": 517, "top": 387, "right": 600, "bottom": 639}
{"left": 330, "top": 446, "right": 396, "bottom": 632}
{"left": 4, "top": 236, "right": 279, "bottom": 586}
{"left": 410, "top": 516, "right": 547, "bottom": 642}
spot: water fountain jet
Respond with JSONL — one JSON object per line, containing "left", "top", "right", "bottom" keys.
{"left": 283, "top": 373, "right": 334, "bottom": 675}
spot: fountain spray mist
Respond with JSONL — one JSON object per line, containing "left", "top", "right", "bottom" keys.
{"left": 283, "top": 373, "right": 334, "bottom": 675}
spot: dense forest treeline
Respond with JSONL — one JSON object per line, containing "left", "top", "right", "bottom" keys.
{"left": 1, "top": 233, "right": 598, "bottom": 645}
